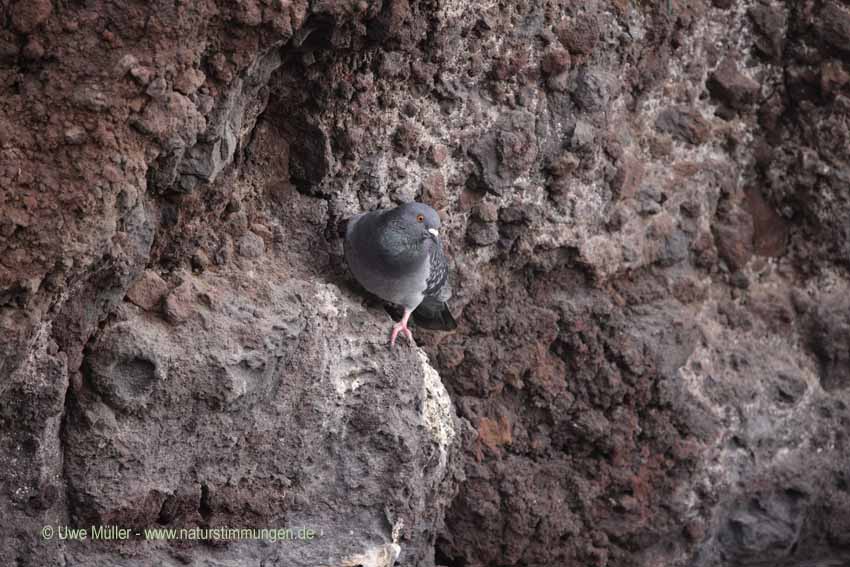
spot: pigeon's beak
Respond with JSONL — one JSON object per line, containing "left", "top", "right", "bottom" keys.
{"left": 428, "top": 228, "right": 439, "bottom": 238}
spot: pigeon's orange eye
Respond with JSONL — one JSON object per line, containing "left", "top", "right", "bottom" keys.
{"left": 416, "top": 214, "right": 425, "bottom": 222}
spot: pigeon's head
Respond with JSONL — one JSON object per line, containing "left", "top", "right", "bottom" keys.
{"left": 394, "top": 202, "right": 442, "bottom": 242}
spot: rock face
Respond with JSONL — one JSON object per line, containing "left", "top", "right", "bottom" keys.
{"left": 3, "top": 1, "right": 850, "bottom": 566}
{"left": 65, "top": 268, "right": 459, "bottom": 567}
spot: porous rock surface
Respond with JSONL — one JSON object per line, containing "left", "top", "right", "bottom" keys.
{"left": 2, "top": 0, "right": 850, "bottom": 566}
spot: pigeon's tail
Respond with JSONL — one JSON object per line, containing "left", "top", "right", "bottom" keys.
{"left": 413, "top": 297, "right": 458, "bottom": 331}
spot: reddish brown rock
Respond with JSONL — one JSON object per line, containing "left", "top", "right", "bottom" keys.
{"left": 133, "top": 92, "right": 206, "bottom": 150}
{"left": 713, "top": 206, "right": 755, "bottom": 270}
{"left": 125, "top": 270, "right": 169, "bottom": 311}
{"left": 613, "top": 154, "right": 645, "bottom": 199}
{"left": 556, "top": 14, "right": 600, "bottom": 55}
{"left": 163, "top": 280, "right": 193, "bottom": 325}
{"left": 237, "top": 231, "right": 265, "bottom": 258}
{"left": 466, "top": 220, "right": 499, "bottom": 246}
{"left": 472, "top": 201, "right": 499, "bottom": 222}
{"left": 655, "top": 107, "right": 710, "bottom": 145}
{"left": 174, "top": 68, "right": 206, "bottom": 96}
{"left": 745, "top": 186, "right": 788, "bottom": 257}
{"left": 806, "top": 292, "right": 850, "bottom": 391}
{"left": 191, "top": 249, "right": 210, "bottom": 273}
{"left": 541, "top": 47, "right": 571, "bottom": 76}
{"left": 429, "top": 143, "right": 449, "bottom": 164}
{"left": 129, "top": 65, "right": 154, "bottom": 85}
{"left": 393, "top": 119, "right": 420, "bottom": 152}
{"left": 477, "top": 414, "right": 513, "bottom": 453}
{"left": 422, "top": 171, "right": 447, "bottom": 209}
{"left": 21, "top": 37, "right": 45, "bottom": 61}
{"left": 820, "top": 1, "right": 850, "bottom": 53}
{"left": 10, "top": 0, "right": 52, "bottom": 33}
{"left": 820, "top": 61, "right": 850, "bottom": 96}
{"left": 748, "top": 3, "right": 786, "bottom": 60}
{"left": 707, "top": 58, "right": 761, "bottom": 110}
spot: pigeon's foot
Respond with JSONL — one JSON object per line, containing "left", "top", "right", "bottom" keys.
{"left": 390, "top": 308, "right": 415, "bottom": 347}
{"left": 390, "top": 322, "right": 415, "bottom": 347}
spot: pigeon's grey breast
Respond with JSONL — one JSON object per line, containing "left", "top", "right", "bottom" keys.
{"left": 344, "top": 211, "right": 430, "bottom": 310}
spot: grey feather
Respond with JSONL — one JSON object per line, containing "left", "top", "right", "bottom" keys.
{"left": 344, "top": 202, "right": 454, "bottom": 329}
{"left": 424, "top": 243, "right": 449, "bottom": 299}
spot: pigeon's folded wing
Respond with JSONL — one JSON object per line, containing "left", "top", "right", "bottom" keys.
{"left": 424, "top": 243, "right": 450, "bottom": 301}
{"left": 414, "top": 244, "right": 456, "bottom": 330}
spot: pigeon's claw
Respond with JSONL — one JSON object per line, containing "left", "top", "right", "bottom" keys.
{"left": 390, "top": 308, "right": 415, "bottom": 347}
{"left": 390, "top": 322, "right": 406, "bottom": 347}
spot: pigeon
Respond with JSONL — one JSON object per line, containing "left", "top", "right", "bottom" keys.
{"left": 344, "top": 202, "right": 457, "bottom": 347}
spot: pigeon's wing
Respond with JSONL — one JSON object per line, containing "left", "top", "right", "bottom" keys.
{"left": 424, "top": 242, "right": 450, "bottom": 302}
{"left": 414, "top": 243, "right": 456, "bottom": 330}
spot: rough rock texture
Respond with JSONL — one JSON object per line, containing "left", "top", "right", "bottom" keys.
{"left": 1, "top": 2, "right": 461, "bottom": 566}
{"left": 65, "top": 268, "right": 459, "bottom": 567}
{"left": 3, "top": 0, "right": 850, "bottom": 566}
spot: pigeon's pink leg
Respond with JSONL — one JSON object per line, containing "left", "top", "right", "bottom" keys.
{"left": 390, "top": 308, "right": 415, "bottom": 347}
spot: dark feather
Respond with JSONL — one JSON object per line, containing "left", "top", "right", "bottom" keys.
{"left": 413, "top": 296, "right": 457, "bottom": 331}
